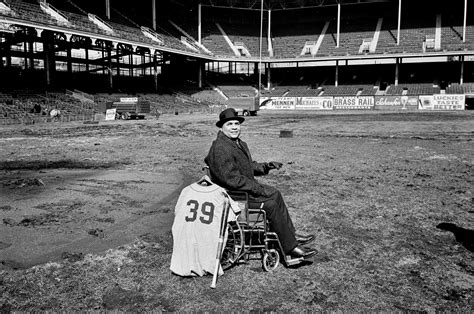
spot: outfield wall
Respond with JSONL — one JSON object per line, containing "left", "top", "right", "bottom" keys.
{"left": 259, "top": 94, "right": 466, "bottom": 111}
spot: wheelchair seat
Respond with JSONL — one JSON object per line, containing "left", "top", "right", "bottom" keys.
{"left": 226, "top": 191, "right": 264, "bottom": 224}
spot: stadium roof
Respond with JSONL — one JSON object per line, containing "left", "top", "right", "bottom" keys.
{"left": 170, "top": 0, "right": 392, "bottom": 10}
{"left": 165, "top": 0, "right": 462, "bottom": 12}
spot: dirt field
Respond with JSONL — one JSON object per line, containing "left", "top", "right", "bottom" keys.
{"left": 1, "top": 110, "right": 473, "bottom": 311}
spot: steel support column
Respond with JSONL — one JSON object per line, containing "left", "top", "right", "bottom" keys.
{"left": 395, "top": 57, "right": 400, "bottom": 85}
{"left": 336, "top": 3, "right": 341, "bottom": 48}
{"left": 198, "top": 3, "right": 202, "bottom": 45}
{"left": 397, "top": 0, "right": 402, "bottom": 45}
{"left": 463, "top": 0, "right": 467, "bottom": 42}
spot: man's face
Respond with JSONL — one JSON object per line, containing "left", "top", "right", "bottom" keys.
{"left": 221, "top": 120, "right": 241, "bottom": 139}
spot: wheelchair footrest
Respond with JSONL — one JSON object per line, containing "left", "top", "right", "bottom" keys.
{"left": 284, "top": 256, "right": 304, "bottom": 266}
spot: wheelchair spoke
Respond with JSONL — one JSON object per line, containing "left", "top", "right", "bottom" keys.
{"left": 221, "top": 221, "right": 244, "bottom": 270}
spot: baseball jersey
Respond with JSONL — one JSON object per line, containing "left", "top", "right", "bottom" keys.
{"left": 170, "top": 180, "right": 239, "bottom": 277}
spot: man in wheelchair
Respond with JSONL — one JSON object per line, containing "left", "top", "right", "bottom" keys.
{"left": 205, "top": 108, "right": 316, "bottom": 262}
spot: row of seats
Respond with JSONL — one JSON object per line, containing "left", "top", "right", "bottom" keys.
{"left": 95, "top": 91, "right": 215, "bottom": 114}
{"left": 260, "top": 83, "right": 473, "bottom": 97}
{"left": 385, "top": 84, "right": 441, "bottom": 96}
{"left": 0, "top": 91, "right": 96, "bottom": 122}
{"left": 273, "top": 16, "right": 473, "bottom": 58}
{"left": 218, "top": 85, "right": 257, "bottom": 98}
{"left": 445, "top": 83, "right": 474, "bottom": 94}
{"left": 171, "top": 3, "right": 474, "bottom": 59}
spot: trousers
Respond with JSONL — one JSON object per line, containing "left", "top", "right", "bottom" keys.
{"left": 248, "top": 188, "right": 298, "bottom": 254}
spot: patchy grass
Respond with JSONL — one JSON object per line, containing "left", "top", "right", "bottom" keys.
{"left": 1, "top": 112, "right": 473, "bottom": 311}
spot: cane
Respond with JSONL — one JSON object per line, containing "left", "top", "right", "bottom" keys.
{"left": 211, "top": 194, "right": 230, "bottom": 289}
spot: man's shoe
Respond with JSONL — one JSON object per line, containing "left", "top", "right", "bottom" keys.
{"left": 296, "top": 234, "right": 316, "bottom": 245}
{"left": 289, "top": 246, "right": 317, "bottom": 259}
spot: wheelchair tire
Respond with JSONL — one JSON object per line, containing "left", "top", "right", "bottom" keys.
{"left": 221, "top": 221, "right": 244, "bottom": 270}
{"left": 262, "top": 249, "right": 280, "bottom": 272}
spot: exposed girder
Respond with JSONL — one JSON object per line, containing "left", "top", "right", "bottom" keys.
{"left": 178, "top": 0, "right": 391, "bottom": 10}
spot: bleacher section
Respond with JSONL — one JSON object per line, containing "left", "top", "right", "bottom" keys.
{"left": 171, "top": 86, "right": 226, "bottom": 105}
{"left": 286, "top": 87, "right": 318, "bottom": 97}
{"left": 440, "top": 13, "right": 466, "bottom": 52}
{"left": 317, "top": 85, "right": 378, "bottom": 96}
{"left": 261, "top": 85, "right": 311, "bottom": 97}
{"left": 140, "top": 93, "right": 213, "bottom": 114}
{"left": 2, "top": 80, "right": 470, "bottom": 125}
{"left": 2, "top": 0, "right": 206, "bottom": 54}
{"left": 200, "top": 21, "right": 235, "bottom": 56}
{"left": 260, "top": 82, "right": 456, "bottom": 98}
{"left": 385, "top": 83, "right": 441, "bottom": 95}
{"left": 359, "top": 85, "right": 379, "bottom": 96}
{"left": 197, "top": 3, "right": 474, "bottom": 58}
{"left": 2, "top": 0, "right": 474, "bottom": 59}
{"left": 218, "top": 85, "right": 256, "bottom": 98}
{"left": 0, "top": 87, "right": 224, "bottom": 124}
{"left": 2, "top": 1, "right": 473, "bottom": 61}
{"left": 0, "top": 0, "right": 473, "bottom": 119}
{"left": 0, "top": 89, "right": 98, "bottom": 124}
{"left": 446, "top": 83, "right": 474, "bottom": 94}
{"left": 336, "top": 16, "right": 380, "bottom": 56}
{"left": 272, "top": 20, "right": 327, "bottom": 58}
{"left": 321, "top": 85, "right": 360, "bottom": 96}
{"left": 261, "top": 84, "right": 380, "bottom": 97}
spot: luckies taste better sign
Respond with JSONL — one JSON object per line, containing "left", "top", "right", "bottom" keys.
{"left": 418, "top": 94, "right": 465, "bottom": 110}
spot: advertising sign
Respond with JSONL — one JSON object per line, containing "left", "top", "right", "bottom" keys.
{"left": 374, "top": 96, "right": 418, "bottom": 110}
{"left": 120, "top": 97, "right": 138, "bottom": 103}
{"left": 333, "top": 96, "right": 374, "bottom": 109}
{"left": 419, "top": 94, "right": 465, "bottom": 110}
{"left": 295, "top": 97, "right": 334, "bottom": 110}
{"left": 259, "top": 97, "right": 296, "bottom": 110}
{"left": 105, "top": 108, "right": 116, "bottom": 120}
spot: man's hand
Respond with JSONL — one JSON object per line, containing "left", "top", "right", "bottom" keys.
{"left": 267, "top": 161, "right": 283, "bottom": 170}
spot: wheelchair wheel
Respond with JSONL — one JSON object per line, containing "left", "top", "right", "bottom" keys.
{"left": 221, "top": 221, "right": 244, "bottom": 270}
{"left": 262, "top": 249, "right": 280, "bottom": 272}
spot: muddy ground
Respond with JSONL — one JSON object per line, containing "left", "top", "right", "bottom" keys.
{"left": 0, "top": 110, "right": 473, "bottom": 311}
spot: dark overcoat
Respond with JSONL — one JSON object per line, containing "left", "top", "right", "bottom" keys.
{"left": 205, "top": 130, "right": 298, "bottom": 253}
{"left": 205, "top": 131, "right": 276, "bottom": 201}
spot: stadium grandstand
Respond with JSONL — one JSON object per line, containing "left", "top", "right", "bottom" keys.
{"left": 0, "top": 0, "right": 473, "bottom": 123}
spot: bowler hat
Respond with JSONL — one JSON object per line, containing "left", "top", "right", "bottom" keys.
{"left": 216, "top": 108, "right": 245, "bottom": 127}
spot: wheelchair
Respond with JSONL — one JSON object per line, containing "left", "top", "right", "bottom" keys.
{"left": 201, "top": 166, "right": 306, "bottom": 271}
{"left": 221, "top": 191, "right": 306, "bottom": 272}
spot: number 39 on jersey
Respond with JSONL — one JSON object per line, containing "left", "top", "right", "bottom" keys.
{"left": 184, "top": 200, "right": 215, "bottom": 224}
